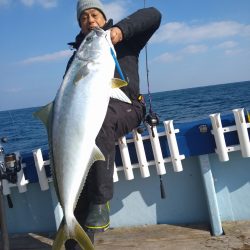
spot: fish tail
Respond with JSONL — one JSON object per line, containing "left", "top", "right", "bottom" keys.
{"left": 74, "top": 219, "right": 95, "bottom": 250}
{"left": 52, "top": 217, "right": 94, "bottom": 250}
{"left": 52, "top": 221, "right": 67, "bottom": 250}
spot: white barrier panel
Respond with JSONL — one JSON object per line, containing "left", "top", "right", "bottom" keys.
{"left": 210, "top": 109, "right": 250, "bottom": 161}
{"left": 2, "top": 179, "right": 11, "bottom": 195}
{"left": 113, "top": 163, "right": 119, "bottom": 183}
{"left": 210, "top": 113, "right": 229, "bottom": 161}
{"left": 164, "top": 121, "right": 184, "bottom": 172}
{"left": 15, "top": 152, "right": 28, "bottom": 193}
{"left": 233, "top": 108, "right": 250, "bottom": 157}
{"left": 33, "top": 148, "right": 49, "bottom": 191}
{"left": 146, "top": 124, "right": 166, "bottom": 175}
{"left": 16, "top": 166, "right": 28, "bottom": 193}
{"left": 132, "top": 129, "right": 150, "bottom": 178}
{"left": 118, "top": 136, "right": 134, "bottom": 180}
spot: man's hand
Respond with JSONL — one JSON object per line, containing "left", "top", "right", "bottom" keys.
{"left": 110, "top": 27, "right": 123, "bottom": 45}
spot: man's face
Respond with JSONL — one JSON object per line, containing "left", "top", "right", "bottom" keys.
{"left": 80, "top": 8, "right": 106, "bottom": 35}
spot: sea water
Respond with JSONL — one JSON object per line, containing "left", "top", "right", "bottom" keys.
{"left": 0, "top": 81, "right": 249, "bottom": 155}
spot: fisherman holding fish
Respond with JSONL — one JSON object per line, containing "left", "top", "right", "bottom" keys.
{"left": 64, "top": 0, "right": 161, "bottom": 248}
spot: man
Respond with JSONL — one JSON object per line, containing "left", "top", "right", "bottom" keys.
{"left": 65, "top": 0, "right": 161, "bottom": 248}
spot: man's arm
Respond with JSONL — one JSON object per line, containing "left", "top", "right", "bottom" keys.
{"left": 114, "top": 7, "right": 162, "bottom": 51}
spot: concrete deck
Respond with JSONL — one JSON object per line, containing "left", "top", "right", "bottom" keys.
{"left": 1, "top": 221, "right": 250, "bottom": 250}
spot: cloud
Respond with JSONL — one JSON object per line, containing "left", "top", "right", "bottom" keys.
{"left": 224, "top": 49, "right": 242, "bottom": 56}
{"left": 215, "top": 41, "right": 238, "bottom": 49}
{"left": 213, "top": 40, "right": 242, "bottom": 56}
{"left": 0, "top": 0, "right": 10, "bottom": 6}
{"left": 182, "top": 44, "right": 208, "bottom": 54}
{"left": 0, "top": 0, "right": 57, "bottom": 8}
{"left": 20, "top": 0, "right": 57, "bottom": 8}
{"left": 153, "top": 52, "right": 182, "bottom": 63}
{"left": 104, "top": 1, "right": 128, "bottom": 23}
{"left": 19, "top": 50, "right": 72, "bottom": 65}
{"left": 152, "top": 21, "right": 250, "bottom": 44}
{"left": 3, "top": 87, "right": 22, "bottom": 93}
{"left": 154, "top": 44, "right": 208, "bottom": 63}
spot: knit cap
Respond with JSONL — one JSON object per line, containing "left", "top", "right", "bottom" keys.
{"left": 77, "top": 0, "right": 107, "bottom": 21}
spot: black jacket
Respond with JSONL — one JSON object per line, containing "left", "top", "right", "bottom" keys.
{"left": 65, "top": 7, "right": 162, "bottom": 100}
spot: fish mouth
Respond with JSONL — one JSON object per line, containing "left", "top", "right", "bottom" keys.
{"left": 90, "top": 27, "right": 105, "bottom": 37}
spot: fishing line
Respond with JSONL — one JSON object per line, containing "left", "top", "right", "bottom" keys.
{"left": 144, "top": 0, "right": 153, "bottom": 114}
{"left": 2, "top": 111, "right": 21, "bottom": 208}
{"left": 7, "top": 111, "right": 19, "bottom": 144}
{"left": 142, "top": 0, "right": 160, "bottom": 133}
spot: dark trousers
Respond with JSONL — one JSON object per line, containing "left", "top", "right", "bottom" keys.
{"left": 65, "top": 98, "right": 145, "bottom": 249}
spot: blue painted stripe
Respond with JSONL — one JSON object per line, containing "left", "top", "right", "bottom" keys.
{"left": 110, "top": 47, "right": 125, "bottom": 81}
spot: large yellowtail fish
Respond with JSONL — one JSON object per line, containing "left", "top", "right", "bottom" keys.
{"left": 34, "top": 27, "right": 130, "bottom": 249}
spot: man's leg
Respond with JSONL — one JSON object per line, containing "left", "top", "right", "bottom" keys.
{"left": 84, "top": 98, "right": 145, "bottom": 231}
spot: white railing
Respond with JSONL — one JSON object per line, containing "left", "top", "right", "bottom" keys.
{"left": 3, "top": 108, "right": 250, "bottom": 194}
{"left": 2, "top": 119, "right": 184, "bottom": 193}
{"left": 210, "top": 108, "right": 250, "bottom": 161}
{"left": 112, "top": 121, "right": 185, "bottom": 182}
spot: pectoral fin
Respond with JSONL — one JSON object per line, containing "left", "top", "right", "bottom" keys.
{"left": 73, "top": 65, "right": 89, "bottom": 85}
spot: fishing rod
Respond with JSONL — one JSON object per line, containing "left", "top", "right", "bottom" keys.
{"left": 0, "top": 112, "right": 22, "bottom": 207}
{"left": 142, "top": 0, "right": 165, "bottom": 199}
{"left": 143, "top": 0, "right": 160, "bottom": 134}
{"left": 0, "top": 112, "right": 24, "bottom": 250}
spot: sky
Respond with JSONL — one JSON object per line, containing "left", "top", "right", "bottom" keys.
{"left": 0, "top": 0, "right": 250, "bottom": 111}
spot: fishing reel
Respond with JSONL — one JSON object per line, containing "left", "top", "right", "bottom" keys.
{"left": 0, "top": 137, "right": 21, "bottom": 184}
{"left": 137, "top": 112, "right": 160, "bottom": 135}
{"left": 145, "top": 112, "right": 160, "bottom": 127}
{"left": 137, "top": 112, "right": 160, "bottom": 137}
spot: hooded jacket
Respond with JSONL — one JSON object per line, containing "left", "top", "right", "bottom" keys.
{"left": 65, "top": 7, "right": 161, "bottom": 101}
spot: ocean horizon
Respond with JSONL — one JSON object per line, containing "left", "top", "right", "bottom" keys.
{"left": 0, "top": 80, "right": 250, "bottom": 155}
{"left": 1, "top": 80, "right": 249, "bottom": 113}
